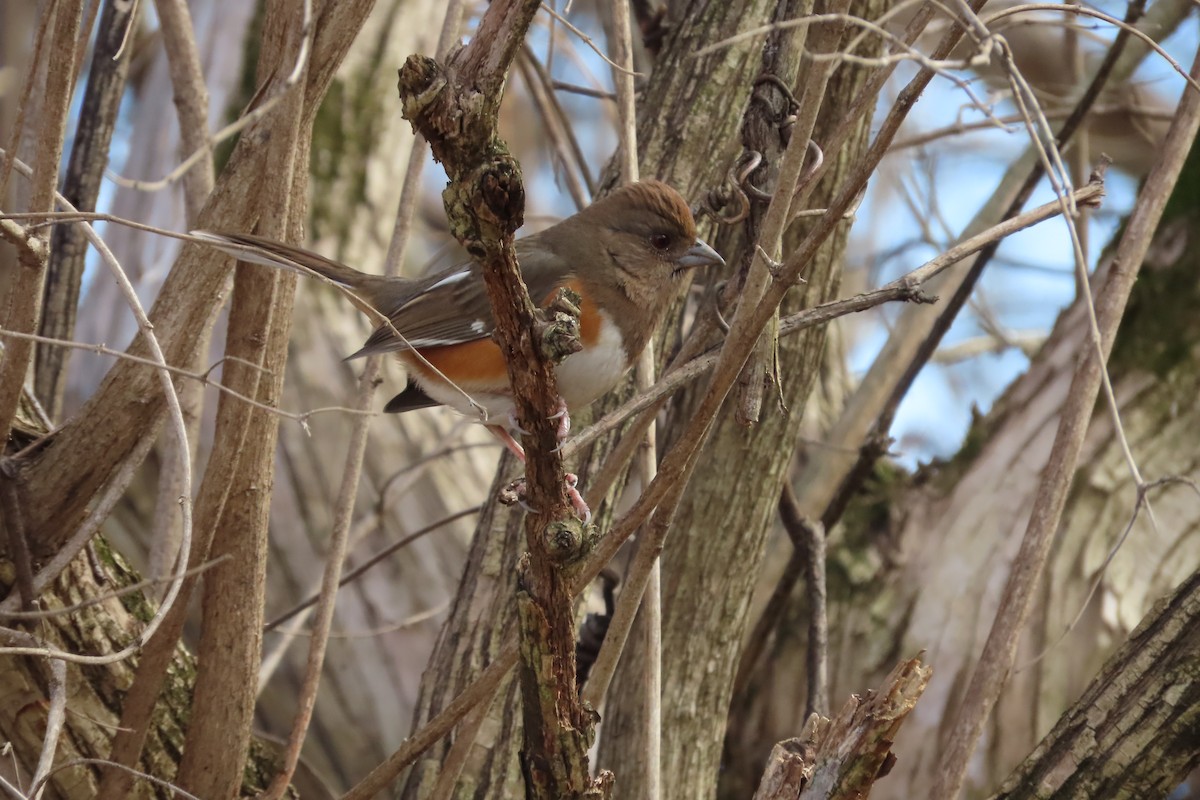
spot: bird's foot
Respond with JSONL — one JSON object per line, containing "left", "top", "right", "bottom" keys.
{"left": 498, "top": 474, "right": 591, "bottom": 524}
{"left": 563, "top": 472, "right": 591, "bottom": 525}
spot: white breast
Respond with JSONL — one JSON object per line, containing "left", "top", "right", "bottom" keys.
{"left": 554, "top": 309, "right": 631, "bottom": 409}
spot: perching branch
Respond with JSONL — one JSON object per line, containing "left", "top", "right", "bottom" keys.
{"left": 395, "top": 2, "right": 609, "bottom": 797}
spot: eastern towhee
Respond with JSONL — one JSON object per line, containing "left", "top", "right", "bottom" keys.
{"left": 195, "top": 180, "right": 724, "bottom": 516}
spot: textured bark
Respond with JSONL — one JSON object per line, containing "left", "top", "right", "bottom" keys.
{"left": 254, "top": 0, "right": 489, "bottom": 790}
{"left": 0, "top": 0, "right": 81, "bottom": 443}
{"left": 723, "top": 154, "right": 1200, "bottom": 799}
{"left": 399, "top": 463, "right": 527, "bottom": 799}
{"left": 0, "top": 475, "right": 286, "bottom": 798}
{"left": 0, "top": 0, "right": 380, "bottom": 796}
{"left": 992, "top": 566, "right": 1200, "bottom": 799}
{"left": 173, "top": 5, "right": 306, "bottom": 778}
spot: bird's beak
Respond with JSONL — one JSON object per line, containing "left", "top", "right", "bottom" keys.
{"left": 677, "top": 238, "right": 725, "bottom": 269}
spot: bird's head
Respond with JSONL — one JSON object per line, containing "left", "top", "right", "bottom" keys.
{"left": 579, "top": 179, "right": 725, "bottom": 289}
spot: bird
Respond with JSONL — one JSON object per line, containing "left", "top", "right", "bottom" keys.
{"left": 194, "top": 180, "right": 724, "bottom": 515}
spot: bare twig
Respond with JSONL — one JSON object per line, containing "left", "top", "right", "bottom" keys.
{"left": 0, "top": 155, "right": 195, "bottom": 665}
{"left": 779, "top": 486, "right": 827, "bottom": 718}
{"left": 0, "top": 0, "right": 83, "bottom": 447}
{"left": 516, "top": 52, "right": 591, "bottom": 210}
{"left": 539, "top": 2, "right": 640, "bottom": 76}
{"left": 341, "top": 650, "right": 519, "bottom": 800}
{"left": 29, "top": 657, "right": 66, "bottom": 800}
{"left": 36, "top": 0, "right": 136, "bottom": 418}
{"left": 263, "top": 506, "right": 480, "bottom": 632}
{"left": 396, "top": 0, "right": 611, "bottom": 795}
{"left": 427, "top": 680, "right": 504, "bottom": 800}
{"left": 259, "top": 359, "right": 379, "bottom": 800}
{"left": 172, "top": 13, "right": 308, "bottom": 796}
{"left": 792, "top": 0, "right": 1140, "bottom": 529}
{"left": 102, "top": 0, "right": 313, "bottom": 194}
{"left": 564, "top": 180, "right": 1103, "bottom": 459}
{"left": 32, "top": 758, "right": 201, "bottom": 800}
{"left": 0, "top": 555, "right": 229, "bottom": 620}
{"left": 342, "top": 5, "right": 1092, "bottom": 786}
{"left": 152, "top": 0, "right": 215, "bottom": 220}
{"left": 612, "top": 1, "right": 663, "bottom": 796}
{"left": 0, "top": 327, "right": 370, "bottom": 431}
{"left": 0, "top": 0, "right": 53, "bottom": 204}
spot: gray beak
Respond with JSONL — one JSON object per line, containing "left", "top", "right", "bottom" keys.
{"left": 677, "top": 238, "right": 725, "bottom": 269}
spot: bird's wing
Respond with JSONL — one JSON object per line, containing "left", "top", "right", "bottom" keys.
{"left": 348, "top": 241, "right": 572, "bottom": 359}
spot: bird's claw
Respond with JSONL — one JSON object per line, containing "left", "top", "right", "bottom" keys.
{"left": 506, "top": 411, "right": 532, "bottom": 439}
{"left": 549, "top": 398, "right": 571, "bottom": 441}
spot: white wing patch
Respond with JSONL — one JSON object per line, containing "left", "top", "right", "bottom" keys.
{"left": 429, "top": 270, "right": 469, "bottom": 290}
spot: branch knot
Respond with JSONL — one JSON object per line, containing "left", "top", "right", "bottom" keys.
{"left": 538, "top": 287, "right": 583, "bottom": 363}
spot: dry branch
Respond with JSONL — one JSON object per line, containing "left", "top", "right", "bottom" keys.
{"left": 0, "top": 0, "right": 82, "bottom": 443}
{"left": 752, "top": 657, "right": 931, "bottom": 800}
{"left": 36, "top": 0, "right": 135, "bottom": 418}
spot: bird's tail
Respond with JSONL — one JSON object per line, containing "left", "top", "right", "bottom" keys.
{"left": 191, "top": 230, "right": 388, "bottom": 317}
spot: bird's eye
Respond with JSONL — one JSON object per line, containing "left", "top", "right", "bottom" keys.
{"left": 649, "top": 233, "right": 671, "bottom": 251}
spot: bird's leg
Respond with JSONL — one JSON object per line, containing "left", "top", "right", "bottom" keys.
{"left": 488, "top": 423, "right": 526, "bottom": 461}
{"left": 487, "top": 422, "right": 590, "bottom": 523}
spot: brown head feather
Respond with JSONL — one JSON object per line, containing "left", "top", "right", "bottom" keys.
{"left": 583, "top": 179, "right": 697, "bottom": 241}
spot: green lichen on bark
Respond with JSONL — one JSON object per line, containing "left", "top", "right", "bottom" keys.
{"left": 309, "top": 75, "right": 390, "bottom": 246}
{"left": 1108, "top": 138, "right": 1200, "bottom": 380}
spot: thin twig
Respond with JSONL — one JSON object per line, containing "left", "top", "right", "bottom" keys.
{"left": 427, "top": 679, "right": 504, "bottom": 800}
{"left": 0, "top": 555, "right": 230, "bottom": 620}
{"left": 259, "top": 358, "right": 380, "bottom": 800}
{"left": 103, "top": 0, "right": 313, "bottom": 194}
{"left": 779, "top": 486, "right": 827, "bottom": 718}
{"left": 517, "top": 52, "right": 591, "bottom": 209}
{"left": 539, "top": 2, "right": 640, "bottom": 76}
{"left": 37, "top": 0, "right": 137, "bottom": 418}
{"left": 342, "top": 9, "right": 1085, "bottom": 786}
{"left": 0, "top": 327, "right": 371, "bottom": 432}
{"left": 31, "top": 758, "right": 201, "bottom": 800}
{"left": 263, "top": 506, "right": 479, "bottom": 632}
{"left": 152, "top": 0, "right": 215, "bottom": 220}
{"left": 29, "top": 657, "right": 66, "bottom": 800}
{"left": 563, "top": 180, "right": 1102, "bottom": 459}
{"left": 613, "top": 0, "right": 662, "bottom": 794}
{"left": 341, "top": 650, "right": 519, "bottom": 800}
{"left": 0, "top": 0, "right": 83, "bottom": 448}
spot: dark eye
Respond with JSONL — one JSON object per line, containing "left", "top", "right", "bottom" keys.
{"left": 649, "top": 233, "right": 671, "bottom": 251}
